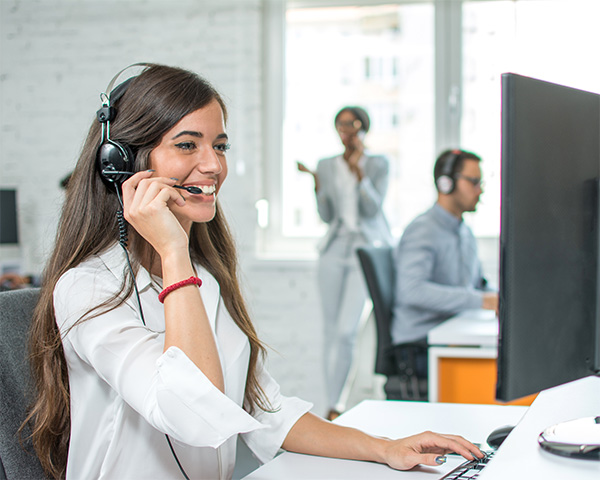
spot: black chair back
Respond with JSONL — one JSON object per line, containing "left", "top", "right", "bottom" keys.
{"left": 356, "top": 246, "right": 396, "bottom": 376}
{"left": 0, "top": 288, "right": 46, "bottom": 479}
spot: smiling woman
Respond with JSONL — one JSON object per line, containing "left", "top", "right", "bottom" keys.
{"left": 141, "top": 100, "right": 229, "bottom": 229}
{"left": 24, "top": 64, "right": 279, "bottom": 480}
{"left": 22, "top": 64, "right": 483, "bottom": 480}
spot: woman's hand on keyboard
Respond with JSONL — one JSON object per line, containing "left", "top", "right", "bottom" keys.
{"left": 382, "top": 431, "right": 484, "bottom": 470}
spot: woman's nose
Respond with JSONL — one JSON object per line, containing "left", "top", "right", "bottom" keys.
{"left": 196, "top": 149, "right": 222, "bottom": 174}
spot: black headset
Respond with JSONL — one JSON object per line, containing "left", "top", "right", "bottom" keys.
{"left": 95, "top": 63, "right": 151, "bottom": 189}
{"left": 435, "top": 149, "right": 462, "bottom": 194}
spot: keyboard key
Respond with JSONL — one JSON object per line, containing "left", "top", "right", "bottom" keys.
{"left": 440, "top": 451, "right": 495, "bottom": 479}
{"left": 456, "top": 468, "right": 481, "bottom": 478}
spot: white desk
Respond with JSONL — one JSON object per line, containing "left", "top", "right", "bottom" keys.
{"left": 427, "top": 309, "right": 499, "bottom": 403}
{"left": 480, "top": 375, "right": 600, "bottom": 479}
{"left": 428, "top": 309, "right": 497, "bottom": 347}
{"left": 244, "top": 401, "right": 527, "bottom": 479}
{"left": 244, "top": 376, "right": 600, "bottom": 479}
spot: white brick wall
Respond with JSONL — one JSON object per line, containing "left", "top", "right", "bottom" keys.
{"left": 242, "top": 259, "right": 325, "bottom": 401}
{"left": 0, "top": 0, "right": 332, "bottom": 419}
{"left": 0, "top": 0, "right": 262, "bottom": 269}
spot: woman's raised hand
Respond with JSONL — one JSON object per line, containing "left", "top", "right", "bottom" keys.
{"left": 297, "top": 161, "right": 314, "bottom": 175}
{"left": 121, "top": 170, "right": 189, "bottom": 257}
{"left": 297, "top": 161, "right": 320, "bottom": 192}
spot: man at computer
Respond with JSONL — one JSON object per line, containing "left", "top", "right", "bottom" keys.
{"left": 390, "top": 149, "right": 498, "bottom": 399}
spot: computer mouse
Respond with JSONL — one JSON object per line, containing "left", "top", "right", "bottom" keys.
{"left": 486, "top": 425, "right": 514, "bottom": 449}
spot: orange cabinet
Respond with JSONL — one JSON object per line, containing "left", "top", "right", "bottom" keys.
{"left": 437, "top": 356, "right": 537, "bottom": 406}
{"left": 427, "top": 311, "right": 537, "bottom": 405}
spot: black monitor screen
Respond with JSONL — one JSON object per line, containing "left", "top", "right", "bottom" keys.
{"left": 497, "top": 73, "right": 600, "bottom": 402}
{"left": 0, "top": 189, "right": 19, "bottom": 245}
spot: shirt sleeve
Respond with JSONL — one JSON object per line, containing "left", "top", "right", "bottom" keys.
{"left": 357, "top": 155, "right": 389, "bottom": 218}
{"left": 241, "top": 361, "right": 313, "bottom": 464}
{"left": 55, "top": 267, "right": 265, "bottom": 449}
{"left": 315, "top": 159, "right": 335, "bottom": 223}
{"left": 395, "top": 226, "right": 483, "bottom": 315}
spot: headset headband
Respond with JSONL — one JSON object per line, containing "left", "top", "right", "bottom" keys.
{"left": 97, "top": 63, "right": 152, "bottom": 124}
{"left": 96, "top": 63, "right": 152, "bottom": 189}
{"left": 441, "top": 149, "right": 462, "bottom": 177}
{"left": 104, "top": 63, "right": 151, "bottom": 102}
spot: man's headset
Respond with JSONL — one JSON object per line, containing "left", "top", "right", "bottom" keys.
{"left": 96, "top": 63, "right": 152, "bottom": 188}
{"left": 435, "top": 149, "right": 462, "bottom": 194}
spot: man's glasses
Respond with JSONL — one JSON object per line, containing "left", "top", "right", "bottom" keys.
{"left": 456, "top": 174, "right": 484, "bottom": 188}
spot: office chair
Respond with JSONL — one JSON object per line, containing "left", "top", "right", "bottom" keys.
{"left": 356, "top": 246, "right": 427, "bottom": 401}
{"left": 0, "top": 288, "right": 46, "bottom": 479}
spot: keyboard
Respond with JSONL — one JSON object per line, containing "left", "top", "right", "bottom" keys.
{"left": 440, "top": 451, "right": 495, "bottom": 479}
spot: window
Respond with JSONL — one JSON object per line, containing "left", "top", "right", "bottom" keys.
{"left": 284, "top": 4, "right": 434, "bottom": 241}
{"left": 461, "top": 0, "right": 600, "bottom": 237}
{"left": 262, "top": 2, "right": 434, "bottom": 257}
{"left": 260, "top": 0, "right": 600, "bottom": 257}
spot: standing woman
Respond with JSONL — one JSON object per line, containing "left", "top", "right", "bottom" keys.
{"left": 298, "top": 106, "right": 393, "bottom": 420}
{"left": 24, "top": 66, "right": 481, "bottom": 479}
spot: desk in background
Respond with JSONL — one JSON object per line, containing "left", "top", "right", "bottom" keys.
{"left": 244, "top": 376, "right": 600, "bottom": 479}
{"left": 427, "top": 309, "right": 536, "bottom": 405}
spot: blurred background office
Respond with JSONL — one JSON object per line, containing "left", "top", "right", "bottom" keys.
{"left": 1, "top": 0, "right": 599, "bottom": 418}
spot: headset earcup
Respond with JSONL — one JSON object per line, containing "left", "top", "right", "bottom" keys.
{"left": 436, "top": 175, "right": 454, "bottom": 194}
{"left": 97, "top": 140, "right": 135, "bottom": 186}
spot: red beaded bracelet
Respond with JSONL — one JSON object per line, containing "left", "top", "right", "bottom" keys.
{"left": 158, "top": 276, "right": 202, "bottom": 303}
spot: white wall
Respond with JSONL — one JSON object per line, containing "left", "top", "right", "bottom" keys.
{"left": 0, "top": 0, "right": 260, "bottom": 269}
{"left": 0, "top": 0, "right": 330, "bottom": 417}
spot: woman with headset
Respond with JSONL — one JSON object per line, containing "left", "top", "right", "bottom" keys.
{"left": 298, "top": 106, "right": 393, "bottom": 420}
{"left": 24, "top": 64, "right": 482, "bottom": 479}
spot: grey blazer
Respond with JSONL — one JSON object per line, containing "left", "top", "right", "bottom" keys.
{"left": 315, "top": 152, "right": 393, "bottom": 252}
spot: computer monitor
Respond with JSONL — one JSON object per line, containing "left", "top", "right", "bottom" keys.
{"left": 497, "top": 73, "right": 600, "bottom": 403}
{"left": 0, "top": 189, "right": 19, "bottom": 245}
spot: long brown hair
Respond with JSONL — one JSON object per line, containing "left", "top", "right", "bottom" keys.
{"left": 22, "top": 64, "right": 269, "bottom": 479}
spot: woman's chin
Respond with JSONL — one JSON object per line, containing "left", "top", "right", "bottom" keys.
{"left": 175, "top": 204, "right": 217, "bottom": 226}
{"left": 191, "top": 208, "right": 217, "bottom": 224}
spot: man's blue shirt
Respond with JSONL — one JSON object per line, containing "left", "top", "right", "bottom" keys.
{"left": 391, "top": 203, "right": 488, "bottom": 344}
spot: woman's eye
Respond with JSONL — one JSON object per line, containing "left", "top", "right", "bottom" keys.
{"left": 214, "top": 143, "right": 231, "bottom": 154}
{"left": 175, "top": 141, "right": 196, "bottom": 151}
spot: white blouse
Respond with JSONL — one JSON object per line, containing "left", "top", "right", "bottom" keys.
{"left": 333, "top": 154, "right": 360, "bottom": 233}
{"left": 54, "top": 244, "right": 312, "bottom": 480}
